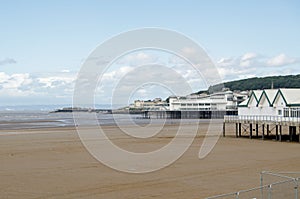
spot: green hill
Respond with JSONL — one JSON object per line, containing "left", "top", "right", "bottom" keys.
{"left": 197, "top": 74, "right": 300, "bottom": 94}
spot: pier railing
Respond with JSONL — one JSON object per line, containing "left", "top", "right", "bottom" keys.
{"left": 224, "top": 115, "right": 300, "bottom": 124}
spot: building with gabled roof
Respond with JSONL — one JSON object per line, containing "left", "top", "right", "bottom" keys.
{"left": 238, "top": 88, "right": 300, "bottom": 117}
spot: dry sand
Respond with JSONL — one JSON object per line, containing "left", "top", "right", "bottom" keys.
{"left": 0, "top": 122, "right": 299, "bottom": 199}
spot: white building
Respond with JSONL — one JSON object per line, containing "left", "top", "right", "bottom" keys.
{"left": 238, "top": 88, "right": 300, "bottom": 117}
{"left": 132, "top": 98, "right": 168, "bottom": 111}
{"left": 169, "top": 90, "right": 248, "bottom": 111}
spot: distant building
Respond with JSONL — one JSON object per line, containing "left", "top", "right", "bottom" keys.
{"left": 238, "top": 88, "right": 300, "bottom": 117}
{"left": 169, "top": 90, "right": 248, "bottom": 111}
{"left": 133, "top": 98, "right": 168, "bottom": 110}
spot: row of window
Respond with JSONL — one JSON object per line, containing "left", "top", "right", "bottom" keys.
{"left": 180, "top": 103, "right": 216, "bottom": 106}
{"left": 180, "top": 108, "right": 212, "bottom": 111}
{"left": 283, "top": 108, "right": 300, "bottom": 117}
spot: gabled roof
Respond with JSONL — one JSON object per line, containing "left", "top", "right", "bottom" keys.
{"left": 239, "top": 88, "right": 300, "bottom": 108}
{"left": 257, "top": 89, "right": 278, "bottom": 107}
{"left": 238, "top": 90, "right": 261, "bottom": 107}
{"left": 272, "top": 89, "right": 300, "bottom": 106}
{"left": 238, "top": 98, "right": 249, "bottom": 107}
{"left": 252, "top": 90, "right": 263, "bottom": 99}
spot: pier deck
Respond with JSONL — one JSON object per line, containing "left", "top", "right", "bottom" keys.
{"left": 223, "top": 115, "right": 300, "bottom": 142}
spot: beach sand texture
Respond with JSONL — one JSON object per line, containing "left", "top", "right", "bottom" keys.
{"left": 1, "top": 123, "right": 300, "bottom": 199}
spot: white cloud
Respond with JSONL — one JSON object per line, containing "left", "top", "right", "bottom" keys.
{"left": 241, "top": 52, "right": 257, "bottom": 61}
{"left": 217, "top": 57, "right": 236, "bottom": 67}
{"left": 239, "top": 52, "right": 258, "bottom": 67}
{"left": 266, "top": 53, "right": 297, "bottom": 67}
{"left": 216, "top": 52, "right": 300, "bottom": 81}
{"left": 101, "top": 66, "right": 133, "bottom": 82}
{"left": 2, "top": 51, "right": 299, "bottom": 105}
{"left": 0, "top": 72, "right": 76, "bottom": 101}
{"left": 37, "top": 75, "right": 74, "bottom": 88}
{"left": 0, "top": 72, "right": 34, "bottom": 97}
{"left": 0, "top": 72, "right": 32, "bottom": 89}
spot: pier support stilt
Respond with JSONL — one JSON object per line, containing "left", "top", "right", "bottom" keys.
{"left": 262, "top": 124, "right": 265, "bottom": 140}
{"left": 249, "top": 123, "right": 253, "bottom": 139}
{"left": 299, "top": 126, "right": 300, "bottom": 143}
{"left": 279, "top": 125, "right": 282, "bottom": 142}
{"left": 275, "top": 125, "right": 278, "bottom": 141}
{"left": 256, "top": 124, "right": 259, "bottom": 138}
{"left": 236, "top": 123, "right": 238, "bottom": 138}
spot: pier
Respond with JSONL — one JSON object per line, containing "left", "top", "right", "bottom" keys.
{"left": 144, "top": 110, "right": 237, "bottom": 119}
{"left": 223, "top": 115, "right": 300, "bottom": 142}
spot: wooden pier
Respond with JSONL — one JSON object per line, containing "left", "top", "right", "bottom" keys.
{"left": 223, "top": 115, "right": 300, "bottom": 142}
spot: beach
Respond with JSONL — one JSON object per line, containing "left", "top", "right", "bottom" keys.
{"left": 1, "top": 122, "right": 300, "bottom": 199}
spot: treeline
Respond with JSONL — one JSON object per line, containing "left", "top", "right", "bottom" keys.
{"left": 197, "top": 74, "right": 300, "bottom": 94}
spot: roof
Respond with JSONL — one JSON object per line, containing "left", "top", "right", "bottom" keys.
{"left": 240, "top": 88, "right": 300, "bottom": 108}
{"left": 275, "top": 89, "right": 300, "bottom": 106}
{"left": 252, "top": 90, "right": 263, "bottom": 100}
{"left": 238, "top": 98, "right": 249, "bottom": 107}
{"left": 257, "top": 89, "right": 278, "bottom": 106}
{"left": 238, "top": 90, "right": 261, "bottom": 107}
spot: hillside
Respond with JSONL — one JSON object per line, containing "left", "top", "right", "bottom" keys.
{"left": 197, "top": 74, "right": 300, "bottom": 94}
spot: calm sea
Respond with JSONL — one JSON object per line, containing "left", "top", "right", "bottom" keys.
{"left": 0, "top": 108, "right": 211, "bottom": 130}
{"left": 0, "top": 111, "right": 149, "bottom": 130}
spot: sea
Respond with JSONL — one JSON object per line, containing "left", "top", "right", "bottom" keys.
{"left": 0, "top": 105, "right": 212, "bottom": 130}
{"left": 0, "top": 105, "right": 171, "bottom": 130}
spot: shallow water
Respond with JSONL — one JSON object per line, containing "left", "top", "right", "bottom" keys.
{"left": 0, "top": 111, "right": 214, "bottom": 130}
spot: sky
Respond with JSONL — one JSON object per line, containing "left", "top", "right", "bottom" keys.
{"left": 0, "top": 0, "right": 299, "bottom": 106}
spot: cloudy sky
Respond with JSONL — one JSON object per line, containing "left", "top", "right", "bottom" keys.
{"left": 0, "top": 0, "right": 299, "bottom": 106}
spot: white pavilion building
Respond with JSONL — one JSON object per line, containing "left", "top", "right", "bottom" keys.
{"left": 238, "top": 88, "right": 300, "bottom": 117}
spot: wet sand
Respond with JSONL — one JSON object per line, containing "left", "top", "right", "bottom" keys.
{"left": 0, "top": 123, "right": 299, "bottom": 198}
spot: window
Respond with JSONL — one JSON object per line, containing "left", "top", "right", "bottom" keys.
{"left": 278, "top": 110, "right": 282, "bottom": 116}
{"left": 291, "top": 108, "right": 298, "bottom": 117}
{"left": 227, "top": 97, "right": 233, "bottom": 101}
{"left": 284, "top": 108, "right": 289, "bottom": 117}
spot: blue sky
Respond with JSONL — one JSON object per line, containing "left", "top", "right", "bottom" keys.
{"left": 0, "top": 0, "right": 299, "bottom": 105}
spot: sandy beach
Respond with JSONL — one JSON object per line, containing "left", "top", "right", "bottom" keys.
{"left": 1, "top": 122, "right": 300, "bottom": 199}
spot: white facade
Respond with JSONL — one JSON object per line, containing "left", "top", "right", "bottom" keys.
{"left": 238, "top": 89, "right": 300, "bottom": 117}
{"left": 132, "top": 98, "right": 168, "bottom": 110}
{"left": 169, "top": 91, "right": 248, "bottom": 111}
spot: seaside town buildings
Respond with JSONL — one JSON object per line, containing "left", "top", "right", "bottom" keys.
{"left": 131, "top": 89, "right": 249, "bottom": 112}
{"left": 169, "top": 90, "right": 248, "bottom": 111}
